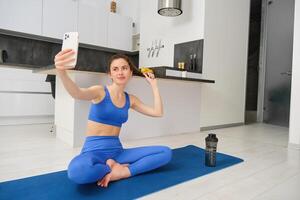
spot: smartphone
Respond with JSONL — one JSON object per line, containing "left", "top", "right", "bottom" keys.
{"left": 61, "top": 32, "right": 79, "bottom": 68}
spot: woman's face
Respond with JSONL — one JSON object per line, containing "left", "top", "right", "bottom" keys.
{"left": 109, "top": 58, "right": 132, "bottom": 85}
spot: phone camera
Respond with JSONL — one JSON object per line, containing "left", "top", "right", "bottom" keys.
{"left": 64, "top": 34, "right": 69, "bottom": 40}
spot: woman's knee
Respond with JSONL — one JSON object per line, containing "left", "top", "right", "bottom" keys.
{"left": 67, "top": 157, "right": 110, "bottom": 184}
{"left": 67, "top": 159, "right": 90, "bottom": 184}
{"left": 159, "top": 146, "right": 173, "bottom": 164}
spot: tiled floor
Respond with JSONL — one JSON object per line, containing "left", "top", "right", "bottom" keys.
{"left": 0, "top": 123, "right": 299, "bottom": 199}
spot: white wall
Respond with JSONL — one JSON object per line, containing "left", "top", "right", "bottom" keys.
{"left": 139, "top": 0, "right": 205, "bottom": 67}
{"left": 289, "top": 0, "right": 300, "bottom": 148}
{"left": 138, "top": 0, "right": 250, "bottom": 129}
{"left": 199, "top": 0, "right": 250, "bottom": 128}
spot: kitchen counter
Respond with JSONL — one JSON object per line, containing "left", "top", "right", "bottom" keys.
{"left": 1, "top": 61, "right": 215, "bottom": 83}
{"left": 33, "top": 65, "right": 215, "bottom": 83}
{"left": 0, "top": 62, "right": 38, "bottom": 70}
{"left": 32, "top": 64, "right": 214, "bottom": 147}
{"left": 1, "top": 60, "right": 214, "bottom": 148}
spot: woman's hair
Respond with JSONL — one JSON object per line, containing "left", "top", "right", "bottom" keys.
{"left": 107, "top": 54, "right": 136, "bottom": 73}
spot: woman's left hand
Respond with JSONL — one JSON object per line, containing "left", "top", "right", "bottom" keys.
{"left": 143, "top": 72, "right": 157, "bottom": 87}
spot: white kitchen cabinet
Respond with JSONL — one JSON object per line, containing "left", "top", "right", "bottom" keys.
{"left": 0, "top": 67, "right": 54, "bottom": 118}
{"left": 107, "top": 13, "right": 133, "bottom": 51}
{"left": 0, "top": 0, "right": 42, "bottom": 35}
{"left": 0, "top": 67, "right": 50, "bottom": 92}
{"left": 42, "top": 0, "right": 78, "bottom": 39}
{"left": 1, "top": 0, "right": 133, "bottom": 51}
{"left": 78, "top": 0, "right": 109, "bottom": 47}
{"left": 0, "top": 93, "right": 54, "bottom": 117}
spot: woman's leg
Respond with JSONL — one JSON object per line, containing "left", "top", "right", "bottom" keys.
{"left": 67, "top": 151, "right": 111, "bottom": 184}
{"left": 114, "top": 145, "right": 172, "bottom": 176}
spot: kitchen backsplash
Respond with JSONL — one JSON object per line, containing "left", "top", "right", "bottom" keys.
{"left": 174, "top": 39, "right": 203, "bottom": 73}
{"left": 0, "top": 31, "right": 138, "bottom": 72}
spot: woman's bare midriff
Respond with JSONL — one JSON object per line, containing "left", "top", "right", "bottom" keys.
{"left": 86, "top": 120, "right": 121, "bottom": 136}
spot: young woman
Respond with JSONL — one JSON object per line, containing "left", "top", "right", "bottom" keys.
{"left": 54, "top": 49, "right": 172, "bottom": 187}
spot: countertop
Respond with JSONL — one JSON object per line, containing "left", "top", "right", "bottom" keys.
{"left": 33, "top": 65, "right": 215, "bottom": 83}
{"left": 0, "top": 62, "right": 38, "bottom": 70}
{"left": 0, "top": 63, "right": 215, "bottom": 83}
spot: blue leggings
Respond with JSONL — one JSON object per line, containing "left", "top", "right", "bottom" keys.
{"left": 67, "top": 136, "right": 172, "bottom": 184}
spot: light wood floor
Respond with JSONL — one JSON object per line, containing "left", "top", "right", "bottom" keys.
{"left": 0, "top": 123, "right": 299, "bottom": 200}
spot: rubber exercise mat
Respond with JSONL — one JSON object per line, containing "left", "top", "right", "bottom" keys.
{"left": 0, "top": 145, "right": 243, "bottom": 200}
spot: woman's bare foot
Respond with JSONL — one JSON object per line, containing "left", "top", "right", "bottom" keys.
{"left": 109, "top": 163, "right": 131, "bottom": 181}
{"left": 106, "top": 159, "right": 117, "bottom": 168}
{"left": 97, "top": 159, "right": 116, "bottom": 187}
{"left": 97, "top": 160, "right": 130, "bottom": 187}
{"left": 121, "top": 163, "right": 129, "bottom": 167}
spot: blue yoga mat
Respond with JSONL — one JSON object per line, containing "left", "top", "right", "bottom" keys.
{"left": 0, "top": 145, "right": 243, "bottom": 200}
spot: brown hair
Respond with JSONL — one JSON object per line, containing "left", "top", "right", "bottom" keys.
{"left": 107, "top": 54, "right": 136, "bottom": 73}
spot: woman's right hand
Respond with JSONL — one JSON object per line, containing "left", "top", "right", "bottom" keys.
{"left": 54, "top": 49, "right": 76, "bottom": 71}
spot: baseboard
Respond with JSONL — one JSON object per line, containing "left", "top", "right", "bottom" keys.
{"left": 200, "top": 122, "right": 244, "bottom": 131}
{"left": 0, "top": 115, "right": 54, "bottom": 126}
{"left": 288, "top": 143, "right": 300, "bottom": 150}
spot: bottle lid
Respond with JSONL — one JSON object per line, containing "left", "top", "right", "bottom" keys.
{"left": 206, "top": 133, "right": 218, "bottom": 142}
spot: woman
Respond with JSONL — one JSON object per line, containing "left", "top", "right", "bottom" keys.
{"left": 54, "top": 49, "right": 172, "bottom": 187}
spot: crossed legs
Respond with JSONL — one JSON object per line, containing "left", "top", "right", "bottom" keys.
{"left": 67, "top": 145, "right": 172, "bottom": 186}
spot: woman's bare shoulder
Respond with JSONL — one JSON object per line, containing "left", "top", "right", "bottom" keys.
{"left": 90, "top": 84, "right": 104, "bottom": 90}
{"left": 128, "top": 94, "right": 140, "bottom": 107}
{"left": 90, "top": 85, "right": 105, "bottom": 103}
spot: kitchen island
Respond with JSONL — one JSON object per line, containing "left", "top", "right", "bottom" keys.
{"left": 34, "top": 65, "right": 215, "bottom": 147}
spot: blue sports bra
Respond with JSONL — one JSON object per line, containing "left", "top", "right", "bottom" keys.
{"left": 88, "top": 86, "right": 130, "bottom": 127}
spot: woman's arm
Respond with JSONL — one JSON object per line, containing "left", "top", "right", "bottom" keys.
{"left": 54, "top": 49, "right": 103, "bottom": 101}
{"left": 130, "top": 72, "right": 163, "bottom": 117}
